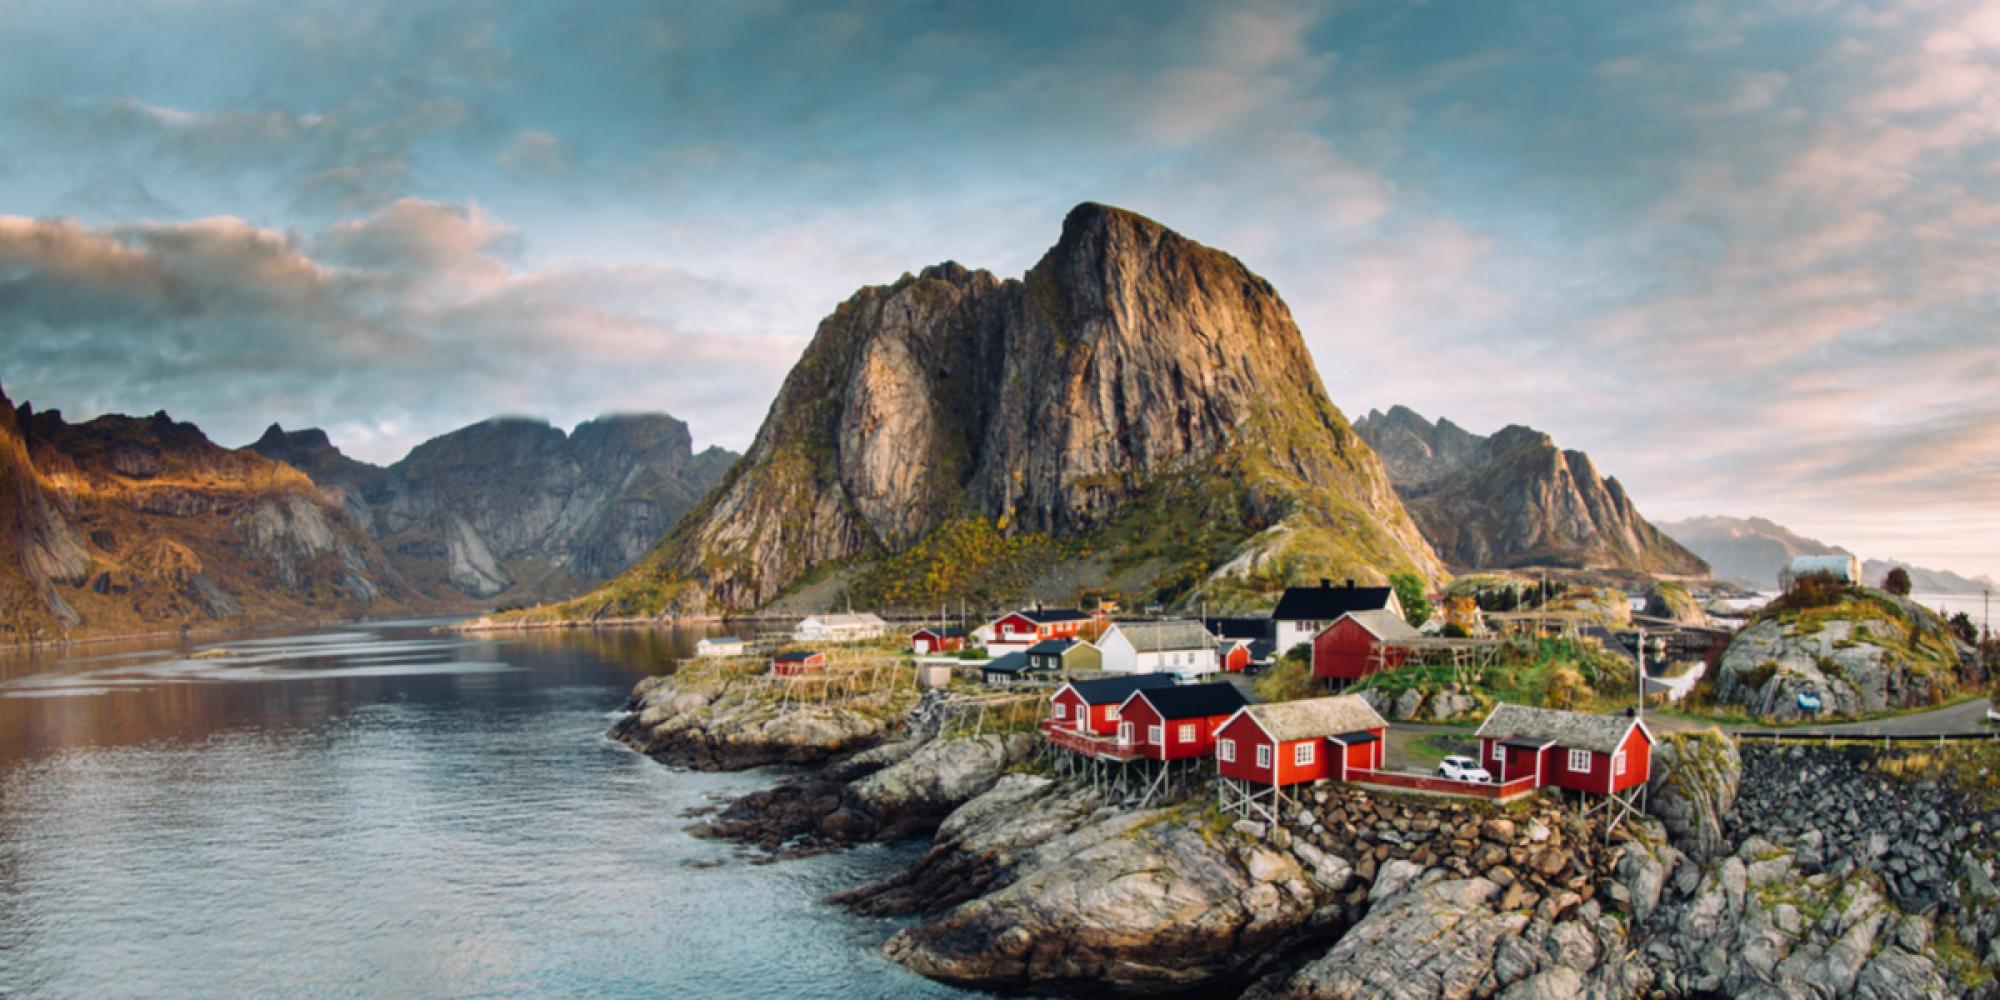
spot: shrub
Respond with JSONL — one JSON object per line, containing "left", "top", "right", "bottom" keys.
{"left": 1390, "top": 572, "right": 1433, "bottom": 628}
{"left": 1544, "top": 666, "right": 1586, "bottom": 710}
{"left": 1777, "top": 571, "right": 1846, "bottom": 610}
{"left": 1884, "top": 567, "right": 1912, "bottom": 596}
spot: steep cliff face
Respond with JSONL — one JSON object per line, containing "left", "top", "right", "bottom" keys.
{"left": 1655, "top": 515, "right": 1846, "bottom": 590}
{"left": 1355, "top": 406, "right": 1707, "bottom": 576}
{"left": 250, "top": 415, "right": 735, "bottom": 601}
{"left": 554, "top": 203, "right": 1442, "bottom": 617}
{"left": 0, "top": 384, "right": 402, "bottom": 641}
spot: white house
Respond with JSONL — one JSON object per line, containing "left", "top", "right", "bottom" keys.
{"left": 1778, "top": 554, "right": 1860, "bottom": 592}
{"left": 793, "top": 612, "right": 888, "bottom": 643}
{"left": 1097, "top": 619, "right": 1215, "bottom": 677}
{"left": 1270, "top": 579, "right": 1403, "bottom": 655}
{"left": 695, "top": 636, "right": 748, "bottom": 657}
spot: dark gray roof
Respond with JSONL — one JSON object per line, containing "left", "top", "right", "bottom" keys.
{"left": 1475, "top": 703, "right": 1642, "bottom": 755}
{"left": 1206, "top": 617, "right": 1273, "bottom": 641}
{"left": 1026, "top": 637, "right": 1085, "bottom": 656}
{"left": 982, "top": 651, "right": 1036, "bottom": 674}
{"left": 1272, "top": 581, "right": 1395, "bottom": 621}
{"left": 1016, "top": 608, "right": 1092, "bottom": 624}
{"left": 914, "top": 625, "right": 967, "bottom": 637}
{"left": 773, "top": 650, "right": 819, "bottom": 661}
{"left": 1127, "top": 682, "right": 1250, "bottom": 719}
{"left": 1065, "top": 673, "right": 1176, "bottom": 705}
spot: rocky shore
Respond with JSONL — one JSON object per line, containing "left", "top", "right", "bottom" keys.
{"left": 611, "top": 672, "right": 907, "bottom": 770}
{"left": 610, "top": 672, "right": 1999, "bottom": 997}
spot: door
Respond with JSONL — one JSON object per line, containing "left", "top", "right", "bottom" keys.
{"left": 915, "top": 639, "right": 930, "bottom": 654}
{"left": 1119, "top": 722, "right": 1134, "bottom": 745}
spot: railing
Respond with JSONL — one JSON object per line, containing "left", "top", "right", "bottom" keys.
{"left": 1734, "top": 729, "right": 1999, "bottom": 745}
{"left": 1345, "top": 769, "right": 1540, "bottom": 801}
{"left": 1039, "top": 719, "right": 1144, "bottom": 760}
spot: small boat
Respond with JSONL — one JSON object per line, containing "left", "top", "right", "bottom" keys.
{"left": 1795, "top": 690, "right": 1823, "bottom": 713}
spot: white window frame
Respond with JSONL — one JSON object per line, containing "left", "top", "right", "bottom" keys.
{"left": 1148, "top": 725, "right": 1164, "bottom": 746}
{"left": 1119, "top": 722, "right": 1134, "bottom": 745}
{"left": 1218, "top": 739, "right": 1236, "bottom": 762}
{"left": 1053, "top": 702, "right": 1067, "bottom": 719}
{"left": 1490, "top": 741, "right": 1503, "bottom": 762}
{"left": 1178, "top": 723, "right": 1197, "bottom": 743}
{"left": 1256, "top": 745, "right": 1273, "bottom": 769}
{"left": 1613, "top": 750, "right": 1627, "bottom": 776}
{"left": 1105, "top": 706, "right": 1120, "bottom": 722}
{"left": 1567, "top": 748, "right": 1592, "bottom": 772}
{"left": 1294, "top": 742, "right": 1315, "bottom": 766}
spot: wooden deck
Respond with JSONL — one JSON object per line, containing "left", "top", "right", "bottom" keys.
{"left": 1039, "top": 719, "right": 1144, "bottom": 761}
{"left": 1344, "top": 769, "right": 1540, "bottom": 802}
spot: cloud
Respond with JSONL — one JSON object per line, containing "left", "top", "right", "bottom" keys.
{"left": 0, "top": 202, "right": 799, "bottom": 461}
{"left": 498, "top": 129, "right": 565, "bottom": 178}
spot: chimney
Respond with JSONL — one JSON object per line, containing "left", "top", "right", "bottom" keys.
{"left": 1319, "top": 578, "right": 1332, "bottom": 589}
{"left": 1345, "top": 578, "right": 1356, "bottom": 589}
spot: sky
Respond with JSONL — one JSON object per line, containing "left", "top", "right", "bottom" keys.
{"left": 0, "top": 0, "right": 1995, "bottom": 581}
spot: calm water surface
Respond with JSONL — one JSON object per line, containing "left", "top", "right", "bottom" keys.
{"left": 0, "top": 620, "right": 974, "bottom": 999}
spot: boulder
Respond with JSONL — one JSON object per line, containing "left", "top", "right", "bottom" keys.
{"left": 1646, "top": 729, "right": 1740, "bottom": 858}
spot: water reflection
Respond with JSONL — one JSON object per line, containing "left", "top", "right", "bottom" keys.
{"left": 0, "top": 620, "right": 974, "bottom": 1000}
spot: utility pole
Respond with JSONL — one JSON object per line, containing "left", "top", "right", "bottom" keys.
{"left": 1636, "top": 626, "right": 1646, "bottom": 719}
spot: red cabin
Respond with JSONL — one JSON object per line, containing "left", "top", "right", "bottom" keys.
{"left": 1115, "top": 682, "right": 1250, "bottom": 761}
{"left": 1046, "top": 674, "right": 1176, "bottom": 736}
{"left": 1217, "top": 640, "right": 1252, "bottom": 674}
{"left": 909, "top": 626, "right": 967, "bottom": 654}
{"left": 1312, "top": 609, "right": 1421, "bottom": 682}
{"left": 770, "top": 650, "right": 826, "bottom": 676}
{"left": 988, "top": 608, "right": 1094, "bottom": 651}
{"left": 1214, "top": 695, "right": 1389, "bottom": 787}
{"left": 1473, "top": 704, "right": 1654, "bottom": 794}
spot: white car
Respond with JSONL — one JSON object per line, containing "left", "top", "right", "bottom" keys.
{"left": 1987, "top": 702, "right": 2000, "bottom": 724}
{"left": 1437, "top": 755, "right": 1493, "bottom": 783}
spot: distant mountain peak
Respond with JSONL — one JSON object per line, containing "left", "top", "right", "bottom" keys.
{"left": 1355, "top": 405, "right": 1705, "bottom": 575}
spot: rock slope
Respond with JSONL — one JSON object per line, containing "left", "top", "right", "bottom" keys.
{"left": 250, "top": 415, "right": 734, "bottom": 601}
{"left": 534, "top": 203, "right": 1443, "bottom": 618}
{"left": 0, "top": 383, "right": 404, "bottom": 641}
{"left": 1355, "top": 405, "right": 1706, "bottom": 575}
{"left": 1712, "top": 589, "right": 1979, "bottom": 721}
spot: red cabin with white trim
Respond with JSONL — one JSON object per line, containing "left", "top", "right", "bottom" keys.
{"left": 1473, "top": 703, "right": 1654, "bottom": 794}
{"left": 1115, "top": 682, "right": 1250, "bottom": 761}
{"left": 1214, "top": 695, "right": 1390, "bottom": 787}
{"left": 1046, "top": 674, "right": 1176, "bottom": 736}
{"left": 909, "top": 626, "right": 967, "bottom": 654}
{"left": 771, "top": 650, "right": 826, "bottom": 676}
{"left": 1217, "top": 640, "right": 1251, "bottom": 674}
{"left": 1311, "top": 610, "right": 1421, "bottom": 682}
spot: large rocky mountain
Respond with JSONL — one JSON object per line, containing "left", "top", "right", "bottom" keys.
{"left": 0, "top": 383, "right": 405, "bottom": 641}
{"left": 1354, "top": 405, "right": 1706, "bottom": 576}
{"left": 537, "top": 203, "right": 1443, "bottom": 618}
{"left": 249, "top": 415, "right": 736, "bottom": 601}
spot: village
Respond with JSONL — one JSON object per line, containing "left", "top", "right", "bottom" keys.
{"left": 688, "top": 576, "right": 1678, "bottom": 836}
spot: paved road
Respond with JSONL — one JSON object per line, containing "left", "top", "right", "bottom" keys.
{"left": 1382, "top": 697, "right": 1998, "bottom": 773}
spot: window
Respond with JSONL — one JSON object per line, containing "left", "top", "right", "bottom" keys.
{"left": 1218, "top": 739, "right": 1236, "bottom": 762}
{"left": 1490, "top": 741, "right": 1503, "bottom": 762}
{"left": 1148, "top": 725, "right": 1163, "bottom": 745}
{"left": 1294, "top": 742, "right": 1315, "bottom": 766}
{"left": 1053, "top": 703, "right": 1066, "bottom": 719}
{"left": 1256, "top": 745, "right": 1273, "bottom": 768}
{"left": 1178, "top": 724, "right": 1196, "bottom": 743}
{"left": 1613, "top": 751, "right": 1627, "bottom": 776}
{"left": 1105, "top": 706, "right": 1120, "bottom": 722}
{"left": 1567, "top": 748, "right": 1591, "bottom": 772}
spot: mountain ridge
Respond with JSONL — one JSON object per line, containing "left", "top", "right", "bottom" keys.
{"left": 1354, "top": 405, "right": 1707, "bottom": 576}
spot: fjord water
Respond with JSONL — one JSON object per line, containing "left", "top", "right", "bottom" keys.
{"left": 0, "top": 621, "right": 969, "bottom": 999}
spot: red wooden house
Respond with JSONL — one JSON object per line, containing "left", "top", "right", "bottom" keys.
{"left": 987, "top": 608, "right": 1095, "bottom": 652}
{"left": 1312, "top": 609, "right": 1421, "bottom": 682}
{"left": 771, "top": 650, "right": 826, "bottom": 676}
{"left": 1217, "top": 640, "right": 1252, "bottom": 674}
{"left": 1046, "top": 673, "right": 1176, "bottom": 736}
{"left": 1215, "top": 695, "right": 1389, "bottom": 789}
{"left": 1473, "top": 703, "right": 1654, "bottom": 795}
{"left": 909, "top": 626, "right": 967, "bottom": 654}
{"left": 1115, "top": 682, "right": 1250, "bottom": 761}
